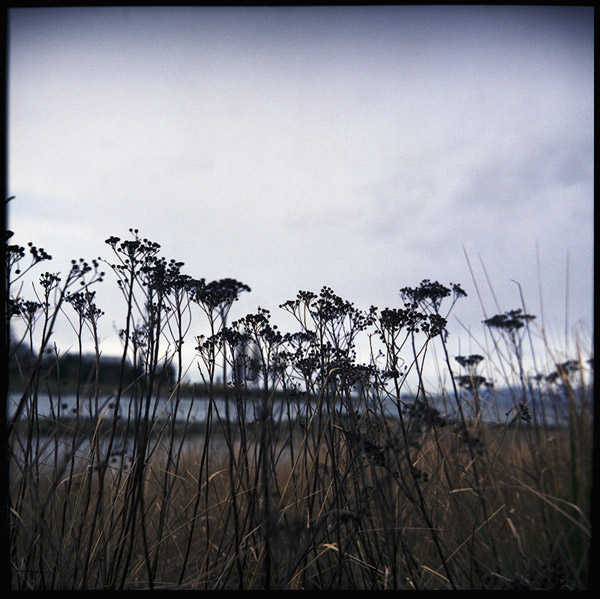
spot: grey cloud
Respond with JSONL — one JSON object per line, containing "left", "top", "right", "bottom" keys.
{"left": 458, "top": 135, "right": 593, "bottom": 215}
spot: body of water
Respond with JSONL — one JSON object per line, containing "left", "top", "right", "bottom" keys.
{"left": 7, "top": 385, "right": 577, "bottom": 428}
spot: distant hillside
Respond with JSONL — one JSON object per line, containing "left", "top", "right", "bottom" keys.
{"left": 8, "top": 344, "right": 175, "bottom": 394}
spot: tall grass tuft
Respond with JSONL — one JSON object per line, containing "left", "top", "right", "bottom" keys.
{"left": 5, "top": 224, "right": 592, "bottom": 589}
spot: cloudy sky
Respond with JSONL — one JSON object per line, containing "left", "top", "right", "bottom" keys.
{"left": 7, "top": 6, "right": 594, "bottom": 385}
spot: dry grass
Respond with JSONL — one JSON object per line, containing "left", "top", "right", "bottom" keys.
{"left": 5, "top": 229, "right": 593, "bottom": 589}
{"left": 8, "top": 406, "right": 592, "bottom": 590}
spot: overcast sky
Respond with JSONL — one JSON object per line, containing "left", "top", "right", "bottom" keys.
{"left": 7, "top": 6, "right": 594, "bottom": 386}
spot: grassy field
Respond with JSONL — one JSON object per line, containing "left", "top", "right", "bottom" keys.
{"left": 5, "top": 229, "right": 593, "bottom": 589}
{"left": 6, "top": 407, "right": 593, "bottom": 590}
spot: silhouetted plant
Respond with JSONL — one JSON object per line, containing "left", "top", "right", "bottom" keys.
{"left": 5, "top": 215, "right": 592, "bottom": 590}
{"left": 484, "top": 308, "right": 535, "bottom": 333}
{"left": 483, "top": 308, "right": 538, "bottom": 415}
{"left": 400, "top": 279, "right": 466, "bottom": 317}
{"left": 455, "top": 354, "right": 493, "bottom": 393}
